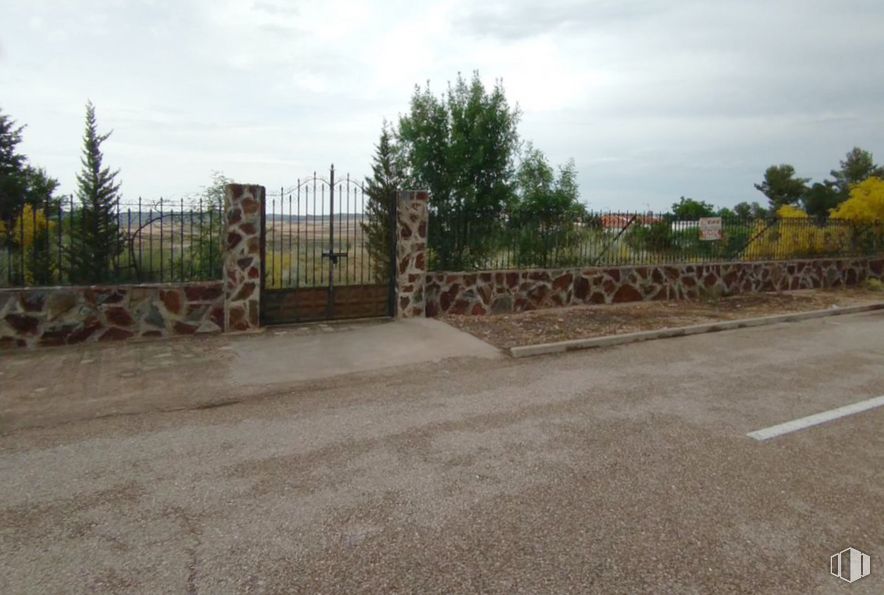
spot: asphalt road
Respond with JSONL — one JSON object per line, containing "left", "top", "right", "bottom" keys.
{"left": 1, "top": 312, "right": 882, "bottom": 593}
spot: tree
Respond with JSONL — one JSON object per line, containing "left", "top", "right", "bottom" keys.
{"left": 0, "top": 109, "right": 29, "bottom": 225}
{"left": 362, "top": 122, "right": 403, "bottom": 282}
{"left": 830, "top": 147, "right": 884, "bottom": 199}
{"left": 23, "top": 166, "right": 60, "bottom": 208}
{"left": 10, "top": 204, "right": 55, "bottom": 285}
{"left": 0, "top": 111, "right": 60, "bottom": 226}
{"left": 671, "top": 196, "right": 715, "bottom": 219}
{"left": 732, "top": 201, "right": 769, "bottom": 219}
{"left": 511, "top": 146, "right": 585, "bottom": 225}
{"left": 754, "top": 164, "right": 809, "bottom": 209}
{"left": 801, "top": 182, "right": 840, "bottom": 222}
{"left": 732, "top": 202, "right": 753, "bottom": 218}
{"left": 165, "top": 171, "right": 229, "bottom": 282}
{"left": 507, "top": 145, "right": 587, "bottom": 266}
{"left": 830, "top": 177, "right": 884, "bottom": 222}
{"left": 397, "top": 71, "right": 520, "bottom": 269}
{"left": 68, "top": 101, "right": 123, "bottom": 283}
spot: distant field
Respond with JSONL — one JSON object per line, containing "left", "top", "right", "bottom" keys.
{"left": 263, "top": 218, "right": 387, "bottom": 288}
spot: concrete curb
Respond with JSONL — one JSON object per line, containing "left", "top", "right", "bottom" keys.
{"left": 509, "top": 302, "right": 884, "bottom": 358}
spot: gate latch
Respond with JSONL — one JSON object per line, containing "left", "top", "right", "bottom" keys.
{"left": 322, "top": 251, "right": 349, "bottom": 265}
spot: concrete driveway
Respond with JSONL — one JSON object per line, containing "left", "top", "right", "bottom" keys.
{"left": 1, "top": 312, "right": 882, "bottom": 593}
{"left": 0, "top": 317, "right": 500, "bottom": 433}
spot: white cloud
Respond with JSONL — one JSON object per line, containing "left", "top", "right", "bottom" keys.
{"left": 1, "top": 0, "right": 882, "bottom": 210}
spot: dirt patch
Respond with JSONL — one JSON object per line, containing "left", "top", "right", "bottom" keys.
{"left": 442, "top": 288, "right": 884, "bottom": 349}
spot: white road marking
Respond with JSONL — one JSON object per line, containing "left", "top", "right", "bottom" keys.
{"left": 747, "top": 395, "right": 884, "bottom": 441}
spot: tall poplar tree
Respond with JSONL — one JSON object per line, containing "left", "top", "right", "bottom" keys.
{"left": 397, "top": 72, "right": 521, "bottom": 269}
{"left": 68, "top": 101, "right": 123, "bottom": 283}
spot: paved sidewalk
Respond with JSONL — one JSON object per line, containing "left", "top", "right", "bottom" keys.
{"left": 0, "top": 318, "right": 500, "bottom": 433}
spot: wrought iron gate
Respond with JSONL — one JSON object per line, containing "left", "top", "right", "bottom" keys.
{"left": 260, "top": 166, "right": 396, "bottom": 324}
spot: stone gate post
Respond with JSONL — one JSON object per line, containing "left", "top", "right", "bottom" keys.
{"left": 395, "top": 191, "right": 429, "bottom": 318}
{"left": 224, "top": 184, "right": 264, "bottom": 331}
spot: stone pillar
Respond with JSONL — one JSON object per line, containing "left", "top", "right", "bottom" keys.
{"left": 396, "top": 191, "right": 429, "bottom": 318}
{"left": 224, "top": 184, "right": 264, "bottom": 331}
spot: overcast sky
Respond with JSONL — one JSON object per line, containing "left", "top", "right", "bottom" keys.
{"left": 2, "top": 0, "right": 883, "bottom": 211}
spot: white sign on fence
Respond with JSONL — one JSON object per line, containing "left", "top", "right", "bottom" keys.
{"left": 699, "top": 217, "right": 722, "bottom": 241}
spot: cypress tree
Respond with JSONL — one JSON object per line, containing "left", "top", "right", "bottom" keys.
{"left": 69, "top": 101, "right": 123, "bottom": 283}
{"left": 362, "top": 122, "right": 402, "bottom": 283}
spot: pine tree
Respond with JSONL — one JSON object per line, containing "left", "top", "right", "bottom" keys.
{"left": 69, "top": 101, "right": 123, "bottom": 283}
{"left": 362, "top": 123, "right": 402, "bottom": 283}
{"left": 0, "top": 109, "right": 29, "bottom": 225}
{"left": 830, "top": 147, "right": 884, "bottom": 199}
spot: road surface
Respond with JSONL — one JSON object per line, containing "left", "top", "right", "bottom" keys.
{"left": 1, "top": 312, "right": 882, "bottom": 593}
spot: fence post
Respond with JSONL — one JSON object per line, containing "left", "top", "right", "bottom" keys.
{"left": 395, "top": 190, "right": 429, "bottom": 318}
{"left": 223, "top": 184, "right": 264, "bottom": 331}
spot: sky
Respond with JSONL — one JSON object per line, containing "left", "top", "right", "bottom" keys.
{"left": 2, "top": 0, "right": 883, "bottom": 211}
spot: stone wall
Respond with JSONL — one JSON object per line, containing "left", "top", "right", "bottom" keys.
{"left": 426, "top": 258, "right": 884, "bottom": 316}
{"left": 395, "top": 191, "right": 429, "bottom": 318}
{"left": 224, "top": 184, "right": 264, "bottom": 331}
{"left": 0, "top": 282, "right": 224, "bottom": 349}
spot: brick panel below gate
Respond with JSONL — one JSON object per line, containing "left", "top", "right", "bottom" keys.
{"left": 263, "top": 284, "right": 391, "bottom": 324}
{"left": 425, "top": 258, "right": 884, "bottom": 317}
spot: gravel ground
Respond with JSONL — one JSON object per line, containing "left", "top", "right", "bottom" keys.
{"left": 443, "top": 288, "right": 884, "bottom": 349}
{"left": 1, "top": 311, "right": 882, "bottom": 593}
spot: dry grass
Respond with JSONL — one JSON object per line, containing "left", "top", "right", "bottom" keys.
{"left": 443, "top": 288, "right": 884, "bottom": 349}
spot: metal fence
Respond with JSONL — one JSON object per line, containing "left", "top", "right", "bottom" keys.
{"left": 428, "top": 210, "right": 884, "bottom": 271}
{"left": 1, "top": 196, "right": 225, "bottom": 288}
{"left": 263, "top": 174, "right": 387, "bottom": 290}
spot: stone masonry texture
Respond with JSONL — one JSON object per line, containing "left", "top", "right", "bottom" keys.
{"left": 425, "top": 257, "right": 884, "bottom": 317}
{"left": 0, "top": 282, "right": 224, "bottom": 349}
{"left": 396, "top": 191, "right": 429, "bottom": 318}
{"left": 224, "top": 184, "right": 264, "bottom": 331}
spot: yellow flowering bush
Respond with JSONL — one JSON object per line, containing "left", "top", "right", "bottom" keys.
{"left": 743, "top": 205, "right": 848, "bottom": 259}
{"left": 11, "top": 204, "right": 52, "bottom": 249}
{"left": 830, "top": 177, "right": 884, "bottom": 222}
{"left": 10, "top": 205, "right": 56, "bottom": 285}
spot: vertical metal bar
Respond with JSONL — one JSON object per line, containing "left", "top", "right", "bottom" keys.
{"left": 30, "top": 202, "right": 37, "bottom": 284}
{"left": 4, "top": 210, "right": 8, "bottom": 286}
{"left": 388, "top": 190, "right": 398, "bottom": 316}
{"left": 56, "top": 198, "right": 63, "bottom": 284}
{"left": 207, "top": 198, "right": 213, "bottom": 280}
{"left": 271, "top": 196, "right": 276, "bottom": 289}
{"left": 3, "top": 212, "right": 7, "bottom": 286}
{"left": 137, "top": 197, "right": 143, "bottom": 282}
{"left": 257, "top": 183, "right": 266, "bottom": 303}
{"left": 316, "top": 172, "right": 322, "bottom": 287}
{"left": 286, "top": 187, "right": 292, "bottom": 287}
{"left": 170, "top": 200, "right": 175, "bottom": 281}
{"left": 196, "top": 197, "right": 203, "bottom": 280}
{"left": 327, "top": 164, "right": 335, "bottom": 318}
{"left": 19, "top": 203, "right": 25, "bottom": 284}
{"left": 159, "top": 198, "right": 164, "bottom": 282}
{"left": 296, "top": 181, "right": 301, "bottom": 287}
{"left": 259, "top": 185, "right": 266, "bottom": 306}
{"left": 147, "top": 205, "right": 153, "bottom": 281}
{"left": 126, "top": 204, "right": 132, "bottom": 281}
{"left": 179, "top": 197, "right": 185, "bottom": 280}
{"left": 114, "top": 201, "right": 120, "bottom": 279}
{"left": 359, "top": 181, "right": 365, "bottom": 284}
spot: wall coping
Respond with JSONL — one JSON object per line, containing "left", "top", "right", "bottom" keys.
{"left": 427, "top": 255, "right": 882, "bottom": 275}
{"left": 0, "top": 280, "right": 223, "bottom": 294}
